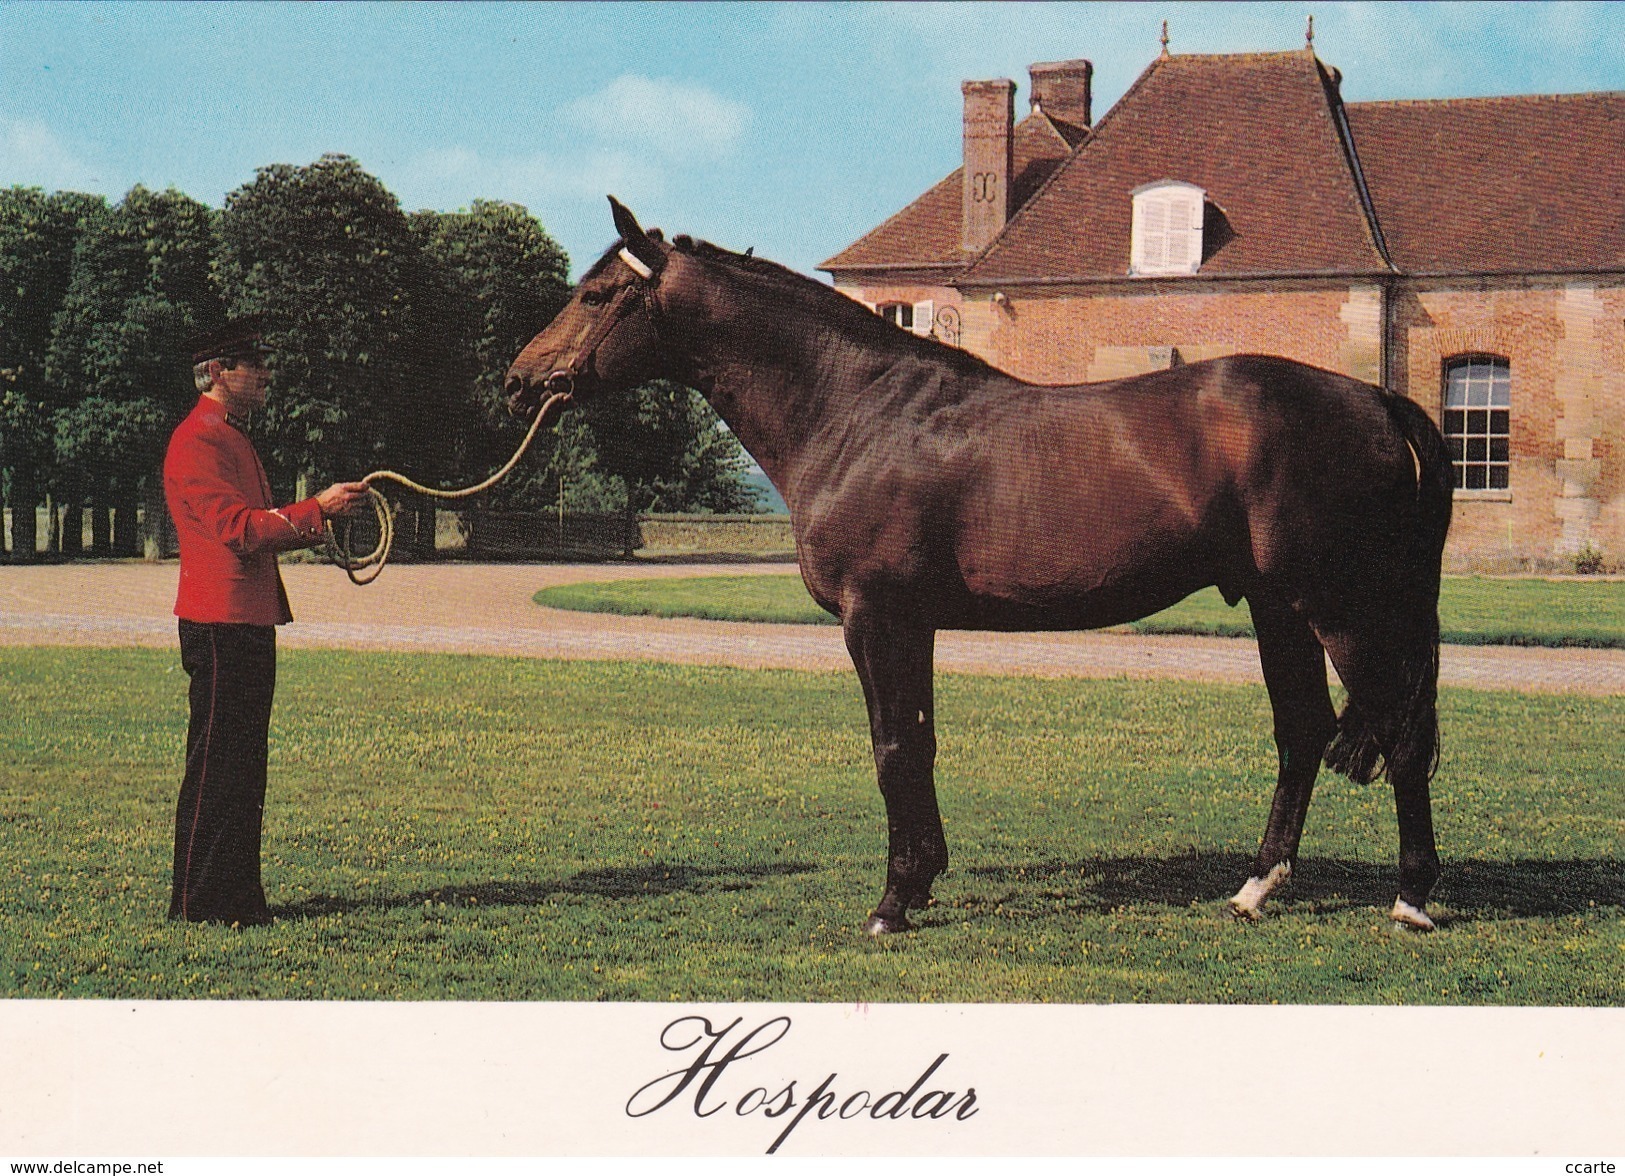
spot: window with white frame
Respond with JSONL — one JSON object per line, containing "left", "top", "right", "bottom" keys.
{"left": 1443, "top": 355, "right": 1510, "bottom": 491}
{"left": 877, "top": 300, "right": 936, "bottom": 337}
{"left": 1130, "top": 181, "right": 1205, "bottom": 276}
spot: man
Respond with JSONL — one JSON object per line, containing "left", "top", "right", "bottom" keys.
{"left": 163, "top": 315, "right": 369, "bottom": 926}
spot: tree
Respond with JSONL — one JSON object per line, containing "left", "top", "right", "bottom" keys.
{"left": 586, "top": 379, "right": 763, "bottom": 515}
{"left": 405, "top": 200, "right": 571, "bottom": 544}
{"left": 46, "top": 186, "right": 221, "bottom": 556}
{"left": 212, "top": 154, "right": 424, "bottom": 497}
{"left": 0, "top": 187, "right": 105, "bottom": 561}
{"left": 408, "top": 204, "right": 761, "bottom": 523}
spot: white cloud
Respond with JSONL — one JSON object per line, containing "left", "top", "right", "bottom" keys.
{"left": 0, "top": 117, "right": 101, "bottom": 191}
{"left": 397, "top": 77, "right": 750, "bottom": 216}
{"left": 403, "top": 143, "right": 664, "bottom": 209}
{"left": 391, "top": 77, "right": 751, "bottom": 275}
{"left": 565, "top": 75, "right": 750, "bottom": 161}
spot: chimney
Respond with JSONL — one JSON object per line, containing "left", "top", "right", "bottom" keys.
{"left": 1028, "top": 59, "right": 1093, "bottom": 134}
{"left": 961, "top": 78, "right": 1015, "bottom": 254}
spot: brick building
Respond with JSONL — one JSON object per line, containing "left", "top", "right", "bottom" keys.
{"left": 821, "top": 47, "right": 1625, "bottom": 571}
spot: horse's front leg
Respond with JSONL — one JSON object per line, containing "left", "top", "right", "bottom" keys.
{"left": 843, "top": 612, "right": 946, "bottom": 935}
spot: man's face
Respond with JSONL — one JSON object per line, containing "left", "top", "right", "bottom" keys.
{"left": 211, "top": 355, "right": 271, "bottom": 414}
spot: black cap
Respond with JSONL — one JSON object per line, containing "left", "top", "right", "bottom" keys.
{"left": 188, "top": 314, "right": 273, "bottom": 364}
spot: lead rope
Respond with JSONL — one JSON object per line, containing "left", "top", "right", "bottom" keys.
{"left": 325, "top": 389, "right": 574, "bottom": 585}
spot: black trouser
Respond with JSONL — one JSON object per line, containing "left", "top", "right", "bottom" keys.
{"left": 171, "top": 620, "right": 277, "bottom": 925}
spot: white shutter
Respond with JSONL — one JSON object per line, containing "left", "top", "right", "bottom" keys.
{"left": 1132, "top": 183, "right": 1206, "bottom": 275}
{"left": 1165, "top": 198, "right": 1189, "bottom": 270}
{"left": 913, "top": 300, "right": 935, "bottom": 336}
{"left": 1179, "top": 193, "right": 1204, "bottom": 273}
{"left": 1166, "top": 193, "right": 1204, "bottom": 270}
{"left": 1143, "top": 198, "right": 1169, "bottom": 271}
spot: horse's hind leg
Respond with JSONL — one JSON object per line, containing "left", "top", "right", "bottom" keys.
{"left": 1319, "top": 618, "right": 1442, "bottom": 930}
{"left": 843, "top": 612, "right": 947, "bottom": 935}
{"left": 1230, "top": 594, "right": 1338, "bottom": 920}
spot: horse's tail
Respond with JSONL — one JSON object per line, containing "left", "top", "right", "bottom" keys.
{"left": 1323, "top": 391, "right": 1453, "bottom": 785}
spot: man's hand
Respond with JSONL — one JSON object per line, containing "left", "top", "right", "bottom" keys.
{"left": 316, "top": 481, "right": 371, "bottom": 519}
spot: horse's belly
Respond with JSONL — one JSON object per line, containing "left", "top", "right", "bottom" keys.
{"left": 953, "top": 512, "right": 1218, "bottom": 629}
{"left": 957, "top": 572, "right": 1210, "bottom": 631}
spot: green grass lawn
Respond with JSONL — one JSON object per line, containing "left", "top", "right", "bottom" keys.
{"left": 2, "top": 646, "right": 1621, "bottom": 1004}
{"left": 536, "top": 574, "right": 1625, "bottom": 648}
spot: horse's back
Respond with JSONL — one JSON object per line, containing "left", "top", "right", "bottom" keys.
{"left": 799, "top": 350, "right": 1426, "bottom": 630}
{"left": 939, "top": 357, "right": 1369, "bottom": 595}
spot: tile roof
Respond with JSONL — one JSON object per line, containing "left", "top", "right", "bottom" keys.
{"left": 823, "top": 48, "right": 1625, "bottom": 285}
{"left": 819, "top": 111, "right": 1078, "bottom": 272}
{"left": 1345, "top": 92, "right": 1625, "bottom": 275}
{"left": 963, "top": 50, "right": 1390, "bottom": 284}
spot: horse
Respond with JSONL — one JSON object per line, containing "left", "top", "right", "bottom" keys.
{"left": 506, "top": 198, "right": 1454, "bottom": 935}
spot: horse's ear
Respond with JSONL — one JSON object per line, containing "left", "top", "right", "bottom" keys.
{"left": 608, "top": 195, "right": 665, "bottom": 275}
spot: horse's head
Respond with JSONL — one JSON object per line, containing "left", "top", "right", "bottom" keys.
{"left": 505, "top": 197, "right": 672, "bottom": 421}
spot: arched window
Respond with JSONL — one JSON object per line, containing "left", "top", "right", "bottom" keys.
{"left": 1130, "top": 181, "right": 1205, "bottom": 276}
{"left": 1443, "top": 355, "right": 1510, "bottom": 490}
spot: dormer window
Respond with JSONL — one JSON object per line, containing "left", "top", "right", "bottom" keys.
{"left": 1130, "top": 181, "right": 1205, "bottom": 275}
{"left": 877, "top": 300, "right": 936, "bottom": 337}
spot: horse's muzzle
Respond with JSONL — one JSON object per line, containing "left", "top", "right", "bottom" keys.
{"left": 506, "top": 372, "right": 570, "bottom": 417}
{"left": 505, "top": 370, "right": 579, "bottom": 420}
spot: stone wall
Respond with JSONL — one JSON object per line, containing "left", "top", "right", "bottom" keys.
{"left": 1392, "top": 280, "right": 1625, "bottom": 570}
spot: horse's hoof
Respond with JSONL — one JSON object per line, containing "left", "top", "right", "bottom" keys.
{"left": 1228, "top": 864, "right": 1289, "bottom": 921}
{"left": 865, "top": 912, "right": 911, "bottom": 936}
{"left": 1227, "top": 896, "right": 1264, "bottom": 922}
{"left": 1390, "top": 897, "right": 1436, "bottom": 931}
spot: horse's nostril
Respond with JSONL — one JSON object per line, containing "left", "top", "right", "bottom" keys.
{"left": 504, "top": 374, "right": 525, "bottom": 398}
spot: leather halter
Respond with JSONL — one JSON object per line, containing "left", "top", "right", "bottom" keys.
{"left": 543, "top": 249, "right": 661, "bottom": 397}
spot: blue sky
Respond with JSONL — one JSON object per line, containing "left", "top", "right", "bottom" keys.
{"left": 2, "top": 2, "right": 1620, "bottom": 280}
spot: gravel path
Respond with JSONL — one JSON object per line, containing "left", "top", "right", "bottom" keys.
{"left": 1, "top": 561, "right": 1621, "bottom": 695}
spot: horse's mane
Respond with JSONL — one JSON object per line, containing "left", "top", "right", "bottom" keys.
{"left": 590, "top": 231, "right": 1003, "bottom": 379}
{"left": 689, "top": 237, "right": 915, "bottom": 336}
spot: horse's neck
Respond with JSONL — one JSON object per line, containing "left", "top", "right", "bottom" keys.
{"left": 675, "top": 280, "right": 896, "bottom": 493}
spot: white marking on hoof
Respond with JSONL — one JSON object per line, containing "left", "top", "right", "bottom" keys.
{"left": 1228, "top": 862, "right": 1292, "bottom": 920}
{"left": 1390, "top": 897, "right": 1436, "bottom": 931}
{"left": 866, "top": 914, "right": 907, "bottom": 936}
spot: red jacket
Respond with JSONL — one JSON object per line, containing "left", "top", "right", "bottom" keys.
{"left": 164, "top": 395, "right": 326, "bottom": 625}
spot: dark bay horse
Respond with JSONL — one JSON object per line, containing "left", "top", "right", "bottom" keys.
{"left": 507, "top": 198, "right": 1454, "bottom": 934}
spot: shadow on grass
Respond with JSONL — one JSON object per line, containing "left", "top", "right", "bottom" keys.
{"left": 273, "top": 859, "right": 818, "bottom": 921}
{"left": 957, "top": 852, "right": 1625, "bottom": 924}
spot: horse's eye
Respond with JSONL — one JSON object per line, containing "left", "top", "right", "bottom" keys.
{"left": 581, "top": 289, "right": 609, "bottom": 306}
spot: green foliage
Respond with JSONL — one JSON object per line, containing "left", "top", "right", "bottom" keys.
{"left": 214, "top": 154, "right": 429, "bottom": 491}
{"left": 4, "top": 164, "right": 770, "bottom": 542}
{"left": 407, "top": 200, "right": 571, "bottom": 496}
{"left": 410, "top": 200, "right": 570, "bottom": 417}
{"left": 0, "top": 188, "right": 106, "bottom": 394}
{"left": 1570, "top": 544, "right": 1609, "bottom": 576}
{"left": 1, "top": 647, "right": 1621, "bottom": 1002}
{"left": 538, "top": 409, "right": 626, "bottom": 512}
{"left": 588, "top": 379, "right": 764, "bottom": 514}
{"left": 0, "top": 187, "right": 107, "bottom": 515}
{"left": 535, "top": 574, "right": 1625, "bottom": 649}
{"left": 46, "top": 186, "right": 221, "bottom": 485}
